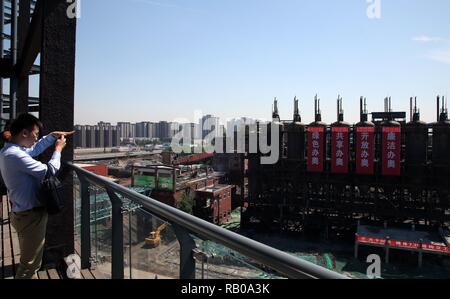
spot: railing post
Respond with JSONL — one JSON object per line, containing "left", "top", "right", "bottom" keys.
{"left": 107, "top": 190, "right": 124, "bottom": 279}
{"left": 79, "top": 176, "right": 91, "bottom": 270}
{"left": 173, "top": 224, "right": 197, "bottom": 279}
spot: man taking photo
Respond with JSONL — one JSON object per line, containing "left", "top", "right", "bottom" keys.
{"left": 0, "top": 113, "right": 74, "bottom": 279}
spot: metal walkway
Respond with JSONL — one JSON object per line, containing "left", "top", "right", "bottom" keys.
{"left": 0, "top": 195, "right": 99, "bottom": 279}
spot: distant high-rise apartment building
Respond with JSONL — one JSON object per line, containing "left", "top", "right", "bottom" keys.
{"left": 136, "top": 122, "right": 145, "bottom": 138}
{"left": 150, "top": 122, "right": 157, "bottom": 139}
{"left": 200, "top": 115, "right": 220, "bottom": 139}
{"left": 130, "top": 123, "right": 136, "bottom": 139}
{"left": 76, "top": 118, "right": 225, "bottom": 148}
{"left": 75, "top": 123, "right": 122, "bottom": 148}
{"left": 74, "top": 125, "right": 87, "bottom": 148}
{"left": 136, "top": 122, "right": 153, "bottom": 138}
{"left": 183, "top": 123, "right": 198, "bottom": 144}
{"left": 170, "top": 122, "right": 181, "bottom": 139}
{"left": 85, "top": 125, "right": 95, "bottom": 148}
{"left": 117, "top": 122, "right": 131, "bottom": 139}
{"left": 98, "top": 122, "right": 112, "bottom": 147}
{"left": 146, "top": 122, "right": 154, "bottom": 139}
{"left": 112, "top": 126, "right": 120, "bottom": 146}
{"left": 156, "top": 121, "right": 170, "bottom": 139}
{"left": 93, "top": 125, "right": 104, "bottom": 148}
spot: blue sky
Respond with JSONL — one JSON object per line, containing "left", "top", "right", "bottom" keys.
{"left": 74, "top": 0, "right": 450, "bottom": 125}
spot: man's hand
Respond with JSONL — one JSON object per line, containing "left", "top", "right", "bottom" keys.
{"left": 55, "top": 136, "right": 67, "bottom": 153}
{"left": 51, "top": 131, "right": 75, "bottom": 139}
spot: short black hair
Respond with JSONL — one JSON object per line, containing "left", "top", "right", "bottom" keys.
{"left": 9, "top": 114, "right": 43, "bottom": 136}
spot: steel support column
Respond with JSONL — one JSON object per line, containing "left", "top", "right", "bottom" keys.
{"left": 9, "top": 0, "right": 18, "bottom": 119}
{"left": 39, "top": 0, "right": 76, "bottom": 266}
{"left": 173, "top": 224, "right": 197, "bottom": 279}
{"left": 79, "top": 176, "right": 91, "bottom": 269}
{"left": 17, "top": 0, "right": 30, "bottom": 114}
{"left": 107, "top": 190, "right": 124, "bottom": 279}
{"left": 16, "top": 0, "right": 43, "bottom": 78}
{"left": 0, "top": 0, "right": 4, "bottom": 126}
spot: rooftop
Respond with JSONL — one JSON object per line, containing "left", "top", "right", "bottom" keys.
{"left": 197, "top": 184, "right": 232, "bottom": 194}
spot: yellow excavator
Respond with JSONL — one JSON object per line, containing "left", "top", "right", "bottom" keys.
{"left": 145, "top": 223, "right": 168, "bottom": 247}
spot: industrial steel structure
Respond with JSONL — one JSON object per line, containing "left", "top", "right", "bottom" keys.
{"left": 1, "top": 0, "right": 76, "bottom": 265}
{"left": 242, "top": 96, "right": 450, "bottom": 234}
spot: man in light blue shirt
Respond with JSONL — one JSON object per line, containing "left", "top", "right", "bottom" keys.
{"left": 1, "top": 134, "right": 61, "bottom": 213}
{"left": 0, "top": 114, "right": 73, "bottom": 279}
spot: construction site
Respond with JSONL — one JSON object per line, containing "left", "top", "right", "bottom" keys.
{"left": 72, "top": 95, "right": 450, "bottom": 278}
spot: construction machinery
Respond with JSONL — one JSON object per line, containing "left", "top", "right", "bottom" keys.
{"left": 145, "top": 223, "right": 168, "bottom": 247}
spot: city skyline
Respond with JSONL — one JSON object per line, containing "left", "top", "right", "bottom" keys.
{"left": 74, "top": 114, "right": 228, "bottom": 148}
{"left": 75, "top": 94, "right": 448, "bottom": 127}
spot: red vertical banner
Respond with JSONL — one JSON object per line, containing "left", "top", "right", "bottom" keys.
{"left": 331, "top": 127, "right": 349, "bottom": 173}
{"left": 307, "top": 127, "right": 324, "bottom": 172}
{"left": 356, "top": 127, "right": 375, "bottom": 175}
{"left": 382, "top": 127, "right": 401, "bottom": 176}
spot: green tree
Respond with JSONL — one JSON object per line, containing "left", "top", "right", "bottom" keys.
{"left": 179, "top": 193, "right": 194, "bottom": 215}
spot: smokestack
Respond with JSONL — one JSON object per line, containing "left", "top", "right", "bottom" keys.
{"left": 272, "top": 97, "right": 280, "bottom": 120}
{"left": 442, "top": 97, "right": 448, "bottom": 114}
{"left": 314, "top": 94, "right": 318, "bottom": 116}
{"left": 442, "top": 96, "right": 448, "bottom": 120}
{"left": 389, "top": 97, "right": 392, "bottom": 113}
{"left": 294, "top": 96, "right": 298, "bottom": 114}
{"left": 337, "top": 95, "right": 344, "bottom": 122}
{"left": 360, "top": 97, "right": 368, "bottom": 122}
{"left": 384, "top": 97, "right": 388, "bottom": 113}
{"left": 412, "top": 97, "right": 420, "bottom": 122}
{"left": 410, "top": 97, "right": 413, "bottom": 122}
{"left": 293, "top": 96, "right": 301, "bottom": 122}
{"left": 437, "top": 95, "right": 440, "bottom": 122}
{"left": 314, "top": 95, "right": 321, "bottom": 122}
{"left": 360, "top": 96, "right": 363, "bottom": 121}
{"left": 337, "top": 96, "right": 340, "bottom": 121}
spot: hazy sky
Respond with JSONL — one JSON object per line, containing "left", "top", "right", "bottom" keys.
{"left": 74, "top": 0, "right": 450, "bottom": 125}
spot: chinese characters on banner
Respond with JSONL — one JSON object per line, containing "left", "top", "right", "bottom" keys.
{"left": 387, "top": 240, "right": 420, "bottom": 249}
{"left": 356, "top": 127, "right": 375, "bottom": 175}
{"left": 331, "top": 127, "right": 349, "bottom": 173}
{"left": 356, "top": 235, "right": 386, "bottom": 245}
{"left": 307, "top": 127, "right": 324, "bottom": 172}
{"left": 356, "top": 235, "right": 450, "bottom": 253}
{"left": 422, "top": 243, "right": 450, "bottom": 253}
{"left": 382, "top": 127, "right": 401, "bottom": 176}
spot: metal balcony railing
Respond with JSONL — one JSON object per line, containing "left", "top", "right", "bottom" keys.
{"left": 66, "top": 162, "right": 348, "bottom": 279}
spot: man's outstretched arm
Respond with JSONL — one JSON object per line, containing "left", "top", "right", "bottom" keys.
{"left": 24, "top": 134, "right": 57, "bottom": 157}
{"left": 24, "top": 131, "right": 74, "bottom": 157}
